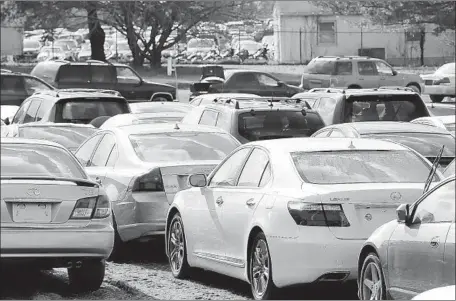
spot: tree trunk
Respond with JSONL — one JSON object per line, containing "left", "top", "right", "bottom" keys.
{"left": 86, "top": 1, "right": 105, "bottom": 61}
{"left": 419, "top": 27, "right": 426, "bottom": 66}
{"left": 149, "top": 47, "right": 162, "bottom": 67}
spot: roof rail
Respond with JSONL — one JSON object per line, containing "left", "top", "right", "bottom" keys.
{"left": 50, "top": 59, "right": 70, "bottom": 64}
{"left": 308, "top": 88, "right": 346, "bottom": 94}
{"left": 86, "top": 59, "right": 106, "bottom": 64}
{"left": 279, "top": 98, "right": 312, "bottom": 109}
{"left": 378, "top": 86, "right": 415, "bottom": 92}
{"left": 0, "top": 68, "right": 12, "bottom": 73}
{"left": 57, "top": 88, "right": 122, "bottom": 96}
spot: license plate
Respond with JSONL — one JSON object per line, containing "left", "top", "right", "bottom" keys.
{"left": 13, "top": 203, "right": 51, "bottom": 223}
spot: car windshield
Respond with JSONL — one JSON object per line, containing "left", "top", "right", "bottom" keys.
{"left": 291, "top": 150, "right": 438, "bottom": 184}
{"left": 344, "top": 95, "right": 429, "bottom": 123}
{"left": 303, "top": 59, "right": 335, "bottom": 75}
{"left": 238, "top": 111, "right": 325, "bottom": 141}
{"left": 188, "top": 39, "right": 214, "bottom": 48}
{"left": 436, "top": 63, "right": 455, "bottom": 75}
{"left": 18, "top": 126, "right": 97, "bottom": 151}
{"left": 362, "top": 133, "right": 456, "bottom": 157}
{"left": 56, "top": 99, "right": 129, "bottom": 123}
{"left": 24, "top": 40, "right": 41, "bottom": 48}
{"left": 444, "top": 160, "right": 455, "bottom": 177}
{"left": 129, "top": 132, "right": 240, "bottom": 162}
{"left": 1, "top": 143, "right": 85, "bottom": 178}
{"left": 129, "top": 103, "right": 192, "bottom": 114}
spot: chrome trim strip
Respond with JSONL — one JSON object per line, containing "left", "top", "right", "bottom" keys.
{"left": 193, "top": 251, "right": 245, "bottom": 268}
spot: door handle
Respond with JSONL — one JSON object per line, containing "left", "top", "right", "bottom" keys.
{"left": 430, "top": 236, "right": 440, "bottom": 248}
{"left": 246, "top": 198, "right": 256, "bottom": 207}
{"left": 216, "top": 197, "right": 224, "bottom": 206}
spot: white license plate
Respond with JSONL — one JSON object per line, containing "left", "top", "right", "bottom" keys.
{"left": 13, "top": 203, "right": 51, "bottom": 223}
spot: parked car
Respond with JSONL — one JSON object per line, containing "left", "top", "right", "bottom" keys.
{"left": 421, "top": 62, "right": 455, "bottom": 103}
{"left": 443, "top": 159, "right": 455, "bottom": 178}
{"left": 1, "top": 69, "right": 55, "bottom": 107}
{"left": 292, "top": 88, "right": 431, "bottom": 125}
{"left": 413, "top": 285, "right": 455, "bottom": 300}
{"left": 5, "top": 89, "right": 131, "bottom": 126}
{"left": 5, "top": 123, "right": 97, "bottom": 153}
{"left": 20, "top": 39, "right": 42, "bottom": 60}
{"left": 190, "top": 93, "right": 261, "bottom": 106}
{"left": 77, "top": 43, "right": 91, "bottom": 61}
{"left": 412, "top": 116, "right": 455, "bottom": 136}
{"left": 357, "top": 176, "right": 455, "bottom": 300}
{"left": 311, "top": 122, "right": 455, "bottom": 170}
{"left": 181, "top": 99, "right": 325, "bottom": 143}
{"left": 129, "top": 102, "right": 193, "bottom": 114}
{"left": 300, "top": 56, "right": 424, "bottom": 93}
{"left": 1, "top": 138, "right": 114, "bottom": 292}
{"left": 37, "top": 46, "right": 72, "bottom": 61}
{"left": 74, "top": 123, "right": 241, "bottom": 259}
{"left": 166, "top": 137, "right": 442, "bottom": 300}
{"left": 100, "top": 112, "right": 184, "bottom": 129}
{"left": 30, "top": 61, "right": 176, "bottom": 102}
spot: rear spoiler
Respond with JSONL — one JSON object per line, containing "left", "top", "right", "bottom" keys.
{"left": 0, "top": 176, "right": 99, "bottom": 187}
{"left": 190, "top": 82, "right": 213, "bottom": 93}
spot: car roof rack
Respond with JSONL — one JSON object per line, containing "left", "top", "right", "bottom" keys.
{"left": 316, "top": 55, "right": 371, "bottom": 60}
{"left": 279, "top": 98, "right": 312, "bottom": 109}
{"left": 213, "top": 97, "right": 311, "bottom": 110}
{"left": 33, "top": 88, "right": 122, "bottom": 98}
{"left": 308, "top": 88, "right": 346, "bottom": 94}
{"left": 378, "top": 86, "right": 415, "bottom": 92}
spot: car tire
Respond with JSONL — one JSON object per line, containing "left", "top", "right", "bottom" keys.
{"left": 167, "top": 213, "right": 190, "bottom": 279}
{"left": 406, "top": 84, "right": 421, "bottom": 94}
{"left": 430, "top": 95, "right": 445, "bottom": 103}
{"left": 249, "top": 232, "right": 277, "bottom": 300}
{"left": 68, "top": 260, "right": 105, "bottom": 293}
{"left": 359, "top": 253, "right": 387, "bottom": 300}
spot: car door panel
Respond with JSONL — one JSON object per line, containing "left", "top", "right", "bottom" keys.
{"left": 443, "top": 223, "right": 455, "bottom": 287}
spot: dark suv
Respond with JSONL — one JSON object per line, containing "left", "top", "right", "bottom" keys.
{"left": 1, "top": 69, "right": 55, "bottom": 106}
{"left": 4, "top": 88, "right": 131, "bottom": 125}
{"left": 30, "top": 60, "right": 176, "bottom": 102}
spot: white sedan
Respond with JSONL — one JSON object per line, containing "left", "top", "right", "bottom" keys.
{"left": 421, "top": 62, "right": 455, "bottom": 103}
{"left": 165, "top": 138, "right": 440, "bottom": 300}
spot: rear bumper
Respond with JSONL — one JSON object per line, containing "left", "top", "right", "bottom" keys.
{"left": 425, "top": 85, "right": 455, "bottom": 96}
{"left": 1, "top": 220, "right": 114, "bottom": 259}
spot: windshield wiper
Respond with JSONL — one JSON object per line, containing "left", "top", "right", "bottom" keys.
{"left": 423, "top": 145, "right": 445, "bottom": 193}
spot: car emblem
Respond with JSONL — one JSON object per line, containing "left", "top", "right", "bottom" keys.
{"left": 390, "top": 192, "right": 402, "bottom": 201}
{"left": 26, "top": 188, "right": 40, "bottom": 196}
{"left": 365, "top": 213, "right": 372, "bottom": 221}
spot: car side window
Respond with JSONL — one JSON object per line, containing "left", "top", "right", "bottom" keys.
{"left": 11, "top": 100, "right": 31, "bottom": 124}
{"left": 357, "top": 61, "right": 378, "bottom": 76}
{"left": 116, "top": 66, "right": 141, "bottom": 85}
{"left": 90, "top": 133, "right": 116, "bottom": 167}
{"left": 328, "top": 130, "right": 346, "bottom": 137}
{"left": 35, "top": 100, "right": 51, "bottom": 121}
{"left": 91, "top": 66, "right": 116, "bottom": 84}
{"left": 413, "top": 179, "right": 455, "bottom": 224}
{"left": 209, "top": 147, "right": 251, "bottom": 187}
{"left": 237, "top": 148, "right": 270, "bottom": 187}
{"left": 23, "top": 99, "right": 41, "bottom": 123}
{"left": 23, "top": 77, "right": 51, "bottom": 95}
{"left": 313, "top": 129, "right": 331, "bottom": 137}
{"left": 257, "top": 74, "right": 279, "bottom": 87}
{"left": 215, "top": 111, "right": 231, "bottom": 130}
{"left": 335, "top": 62, "right": 353, "bottom": 75}
{"left": 375, "top": 61, "right": 394, "bottom": 76}
{"left": 228, "top": 73, "right": 260, "bottom": 87}
{"left": 199, "top": 110, "right": 219, "bottom": 126}
{"left": 316, "top": 97, "right": 337, "bottom": 125}
{"left": 57, "top": 65, "right": 90, "bottom": 83}
{"left": 74, "top": 134, "right": 103, "bottom": 166}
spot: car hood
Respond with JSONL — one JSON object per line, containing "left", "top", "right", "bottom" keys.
{"left": 143, "top": 80, "right": 175, "bottom": 89}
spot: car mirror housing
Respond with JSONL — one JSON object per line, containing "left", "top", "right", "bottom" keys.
{"left": 188, "top": 174, "right": 207, "bottom": 188}
{"left": 396, "top": 203, "right": 409, "bottom": 223}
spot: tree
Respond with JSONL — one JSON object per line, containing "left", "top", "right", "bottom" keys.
{"left": 86, "top": 1, "right": 105, "bottom": 61}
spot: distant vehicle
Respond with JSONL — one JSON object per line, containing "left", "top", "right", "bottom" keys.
{"left": 413, "top": 285, "right": 455, "bottom": 300}
{"left": 77, "top": 43, "right": 92, "bottom": 61}
{"left": 1, "top": 138, "right": 114, "bottom": 292}
{"left": 55, "top": 39, "right": 79, "bottom": 51}
{"left": 412, "top": 116, "right": 455, "bottom": 136}
{"left": 293, "top": 88, "right": 431, "bottom": 125}
{"left": 358, "top": 176, "right": 455, "bottom": 300}
{"left": 186, "top": 38, "right": 216, "bottom": 56}
{"left": 189, "top": 93, "right": 261, "bottom": 106}
{"left": 37, "top": 46, "right": 68, "bottom": 61}
{"left": 421, "top": 62, "right": 455, "bottom": 103}
{"left": 311, "top": 121, "right": 455, "bottom": 170}
{"left": 100, "top": 112, "right": 185, "bottom": 129}
{"left": 30, "top": 61, "right": 176, "bottom": 102}
{"left": 167, "top": 137, "right": 442, "bottom": 300}
{"left": 1, "top": 69, "right": 54, "bottom": 107}
{"left": 6, "top": 122, "right": 98, "bottom": 153}
{"left": 300, "top": 56, "right": 424, "bottom": 93}
{"left": 74, "top": 123, "right": 241, "bottom": 259}
{"left": 234, "top": 40, "right": 262, "bottom": 56}
{"left": 129, "top": 102, "right": 193, "bottom": 114}
{"left": 6, "top": 89, "right": 131, "bottom": 126}
{"left": 21, "top": 39, "right": 42, "bottom": 60}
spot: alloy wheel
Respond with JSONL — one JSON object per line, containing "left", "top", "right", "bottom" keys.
{"left": 251, "top": 239, "right": 270, "bottom": 299}
{"left": 168, "top": 219, "right": 185, "bottom": 275}
{"left": 362, "top": 262, "right": 383, "bottom": 300}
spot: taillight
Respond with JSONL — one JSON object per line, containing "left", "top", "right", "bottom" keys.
{"left": 71, "top": 195, "right": 111, "bottom": 219}
{"left": 435, "top": 77, "right": 451, "bottom": 85}
{"left": 131, "top": 168, "right": 164, "bottom": 192}
{"left": 287, "top": 201, "right": 350, "bottom": 227}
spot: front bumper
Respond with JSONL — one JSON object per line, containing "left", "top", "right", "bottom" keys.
{"left": 1, "top": 219, "right": 114, "bottom": 259}
{"left": 424, "top": 85, "right": 455, "bottom": 96}
{"left": 268, "top": 228, "right": 363, "bottom": 288}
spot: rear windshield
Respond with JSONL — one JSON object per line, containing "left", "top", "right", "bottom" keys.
{"left": 129, "top": 132, "right": 240, "bottom": 163}
{"left": 56, "top": 99, "right": 129, "bottom": 123}
{"left": 292, "top": 150, "right": 437, "bottom": 184}
{"left": 303, "top": 60, "right": 335, "bottom": 75}
{"left": 1, "top": 143, "right": 85, "bottom": 178}
{"left": 18, "top": 126, "right": 97, "bottom": 151}
{"left": 238, "top": 111, "right": 325, "bottom": 141}
{"left": 129, "top": 103, "right": 191, "bottom": 114}
{"left": 362, "top": 133, "right": 456, "bottom": 157}
{"left": 344, "top": 95, "right": 429, "bottom": 123}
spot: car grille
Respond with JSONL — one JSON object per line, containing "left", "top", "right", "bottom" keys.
{"left": 425, "top": 80, "right": 434, "bottom": 85}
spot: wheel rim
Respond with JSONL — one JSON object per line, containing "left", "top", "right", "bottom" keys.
{"left": 251, "top": 239, "right": 270, "bottom": 298}
{"left": 362, "top": 262, "right": 383, "bottom": 300}
{"left": 168, "top": 219, "right": 185, "bottom": 274}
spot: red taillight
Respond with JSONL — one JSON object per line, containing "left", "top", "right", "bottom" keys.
{"left": 435, "top": 77, "right": 451, "bottom": 85}
{"left": 70, "top": 195, "right": 111, "bottom": 219}
{"left": 287, "top": 201, "right": 350, "bottom": 227}
{"left": 131, "top": 168, "right": 164, "bottom": 192}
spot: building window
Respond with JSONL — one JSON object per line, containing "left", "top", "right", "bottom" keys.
{"left": 318, "top": 22, "right": 336, "bottom": 44}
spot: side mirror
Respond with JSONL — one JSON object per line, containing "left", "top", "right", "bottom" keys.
{"left": 188, "top": 174, "right": 207, "bottom": 188}
{"left": 392, "top": 70, "right": 398, "bottom": 76}
{"left": 396, "top": 203, "right": 409, "bottom": 223}
{"left": 4, "top": 117, "right": 10, "bottom": 125}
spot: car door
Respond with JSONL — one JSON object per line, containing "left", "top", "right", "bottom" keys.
{"left": 374, "top": 61, "right": 398, "bottom": 87}
{"left": 22, "top": 98, "right": 41, "bottom": 124}
{"left": 220, "top": 147, "right": 271, "bottom": 265}
{"left": 224, "top": 73, "right": 261, "bottom": 94}
{"left": 387, "top": 178, "right": 455, "bottom": 299}
{"left": 443, "top": 222, "right": 455, "bottom": 287}
{"left": 84, "top": 133, "right": 117, "bottom": 183}
{"left": 89, "top": 65, "right": 117, "bottom": 91}
{"left": 114, "top": 66, "right": 143, "bottom": 100}
{"left": 193, "top": 147, "right": 252, "bottom": 261}
{"left": 356, "top": 61, "right": 380, "bottom": 88}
